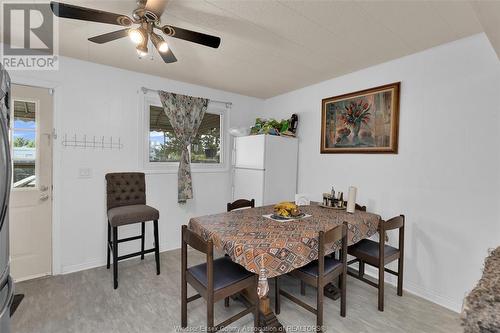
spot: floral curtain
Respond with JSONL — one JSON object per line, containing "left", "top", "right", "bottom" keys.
{"left": 158, "top": 91, "right": 208, "bottom": 203}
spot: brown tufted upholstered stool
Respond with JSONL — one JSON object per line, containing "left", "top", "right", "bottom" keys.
{"left": 105, "top": 172, "right": 160, "bottom": 289}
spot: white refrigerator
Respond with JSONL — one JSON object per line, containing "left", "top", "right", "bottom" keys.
{"left": 232, "top": 134, "right": 298, "bottom": 206}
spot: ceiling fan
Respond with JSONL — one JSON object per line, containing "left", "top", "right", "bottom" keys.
{"left": 49, "top": 0, "right": 221, "bottom": 64}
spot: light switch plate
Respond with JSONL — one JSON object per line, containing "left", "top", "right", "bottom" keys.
{"left": 78, "top": 168, "right": 92, "bottom": 179}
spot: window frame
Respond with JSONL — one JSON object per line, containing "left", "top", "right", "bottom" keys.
{"left": 141, "top": 94, "right": 229, "bottom": 174}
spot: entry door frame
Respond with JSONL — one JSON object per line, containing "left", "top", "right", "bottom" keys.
{"left": 10, "top": 74, "right": 62, "bottom": 275}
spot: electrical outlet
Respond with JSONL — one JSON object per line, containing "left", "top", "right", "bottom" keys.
{"left": 78, "top": 168, "right": 92, "bottom": 179}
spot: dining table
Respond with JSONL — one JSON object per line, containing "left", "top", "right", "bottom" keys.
{"left": 188, "top": 203, "right": 381, "bottom": 331}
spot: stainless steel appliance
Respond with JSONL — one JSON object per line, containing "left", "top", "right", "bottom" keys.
{"left": 0, "top": 64, "right": 14, "bottom": 333}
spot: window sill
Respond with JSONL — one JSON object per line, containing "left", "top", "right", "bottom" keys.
{"left": 143, "top": 166, "right": 230, "bottom": 175}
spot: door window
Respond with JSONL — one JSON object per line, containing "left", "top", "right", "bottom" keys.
{"left": 12, "top": 100, "right": 36, "bottom": 188}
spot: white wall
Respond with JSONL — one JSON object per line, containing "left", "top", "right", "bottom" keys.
{"left": 8, "top": 55, "right": 263, "bottom": 274}
{"left": 261, "top": 33, "right": 500, "bottom": 312}
{"left": 6, "top": 33, "right": 499, "bottom": 313}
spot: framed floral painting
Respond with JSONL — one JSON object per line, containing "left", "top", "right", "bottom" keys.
{"left": 321, "top": 82, "right": 400, "bottom": 154}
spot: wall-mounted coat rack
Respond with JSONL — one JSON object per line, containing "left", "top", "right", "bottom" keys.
{"left": 61, "top": 134, "right": 123, "bottom": 150}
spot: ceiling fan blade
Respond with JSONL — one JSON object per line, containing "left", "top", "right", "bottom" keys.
{"left": 88, "top": 29, "right": 130, "bottom": 44}
{"left": 159, "top": 48, "right": 177, "bottom": 64}
{"left": 50, "top": 1, "right": 133, "bottom": 26}
{"left": 161, "top": 25, "right": 221, "bottom": 48}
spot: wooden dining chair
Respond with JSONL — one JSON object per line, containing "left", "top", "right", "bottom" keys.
{"left": 227, "top": 198, "right": 255, "bottom": 211}
{"left": 275, "top": 222, "right": 348, "bottom": 330}
{"left": 355, "top": 203, "right": 366, "bottom": 212}
{"left": 181, "top": 225, "right": 259, "bottom": 332}
{"left": 224, "top": 198, "right": 255, "bottom": 307}
{"left": 326, "top": 203, "right": 365, "bottom": 266}
{"left": 347, "top": 215, "right": 405, "bottom": 311}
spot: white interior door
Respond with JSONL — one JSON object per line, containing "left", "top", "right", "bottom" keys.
{"left": 9, "top": 84, "right": 53, "bottom": 281}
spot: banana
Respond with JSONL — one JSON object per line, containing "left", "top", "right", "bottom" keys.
{"left": 273, "top": 201, "right": 300, "bottom": 217}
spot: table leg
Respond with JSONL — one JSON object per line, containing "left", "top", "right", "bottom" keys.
{"left": 238, "top": 289, "right": 286, "bottom": 332}
{"left": 323, "top": 282, "right": 341, "bottom": 300}
{"left": 259, "top": 295, "right": 285, "bottom": 332}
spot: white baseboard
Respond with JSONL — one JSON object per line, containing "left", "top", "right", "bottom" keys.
{"left": 14, "top": 272, "right": 51, "bottom": 283}
{"left": 403, "top": 278, "right": 462, "bottom": 313}
{"left": 61, "top": 258, "right": 104, "bottom": 274}
{"left": 363, "top": 266, "right": 461, "bottom": 313}
{"left": 61, "top": 244, "right": 179, "bottom": 275}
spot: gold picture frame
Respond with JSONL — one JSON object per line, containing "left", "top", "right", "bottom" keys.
{"left": 321, "top": 82, "right": 400, "bottom": 154}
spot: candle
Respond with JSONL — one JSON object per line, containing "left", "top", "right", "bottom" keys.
{"left": 346, "top": 186, "right": 357, "bottom": 213}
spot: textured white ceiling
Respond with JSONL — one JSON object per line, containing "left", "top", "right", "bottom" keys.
{"left": 4, "top": 0, "right": 499, "bottom": 98}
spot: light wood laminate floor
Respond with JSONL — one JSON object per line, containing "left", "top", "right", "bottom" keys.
{"left": 12, "top": 249, "right": 461, "bottom": 333}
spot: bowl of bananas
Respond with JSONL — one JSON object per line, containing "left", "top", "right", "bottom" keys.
{"left": 272, "top": 202, "right": 305, "bottom": 220}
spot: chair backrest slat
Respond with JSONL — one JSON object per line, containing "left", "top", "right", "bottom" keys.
{"left": 323, "top": 223, "right": 345, "bottom": 244}
{"left": 182, "top": 225, "right": 210, "bottom": 254}
{"left": 318, "top": 222, "right": 347, "bottom": 280}
{"left": 383, "top": 215, "right": 404, "bottom": 231}
{"left": 227, "top": 198, "right": 255, "bottom": 212}
{"left": 227, "top": 199, "right": 255, "bottom": 212}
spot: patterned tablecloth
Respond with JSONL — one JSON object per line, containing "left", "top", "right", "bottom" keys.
{"left": 188, "top": 204, "right": 381, "bottom": 297}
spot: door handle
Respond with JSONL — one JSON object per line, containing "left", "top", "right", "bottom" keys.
{"left": 40, "top": 193, "right": 50, "bottom": 201}
{"left": 40, "top": 185, "right": 49, "bottom": 192}
{"left": 0, "top": 112, "right": 12, "bottom": 229}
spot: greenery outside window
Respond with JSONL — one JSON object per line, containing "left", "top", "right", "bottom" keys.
{"left": 148, "top": 105, "right": 223, "bottom": 165}
{"left": 12, "top": 100, "right": 37, "bottom": 188}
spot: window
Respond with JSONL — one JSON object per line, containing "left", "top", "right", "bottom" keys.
{"left": 148, "top": 105, "right": 223, "bottom": 166}
{"left": 191, "top": 113, "right": 221, "bottom": 164}
{"left": 12, "top": 100, "right": 37, "bottom": 188}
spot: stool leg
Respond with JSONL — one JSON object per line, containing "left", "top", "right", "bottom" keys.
{"left": 106, "top": 222, "right": 111, "bottom": 269}
{"left": 141, "top": 222, "right": 145, "bottom": 260}
{"left": 113, "top": 226, "right": 118, "bottom": 289}
{"left": 153, "top": 220, "right": 160, "bottom": 275}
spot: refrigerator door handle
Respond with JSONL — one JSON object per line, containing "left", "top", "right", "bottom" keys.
{"left": 0, "top": 276, "right": 13, "bottom": 319}
{"left": 0, "top": 113, "right": 11, "bottom": 228}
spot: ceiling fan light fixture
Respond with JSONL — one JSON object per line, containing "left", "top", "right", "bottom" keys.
{"left": 128, "top": 28, "right": 145, "bottom": 45}
{"left": 136, "top": 47, "right": 148, "bottom": 57}
{"left": 136, "top": 42, "right": 148, "bottom": 57}
{"left": 151, "top": 32, "right": 169, "bottom": 53}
